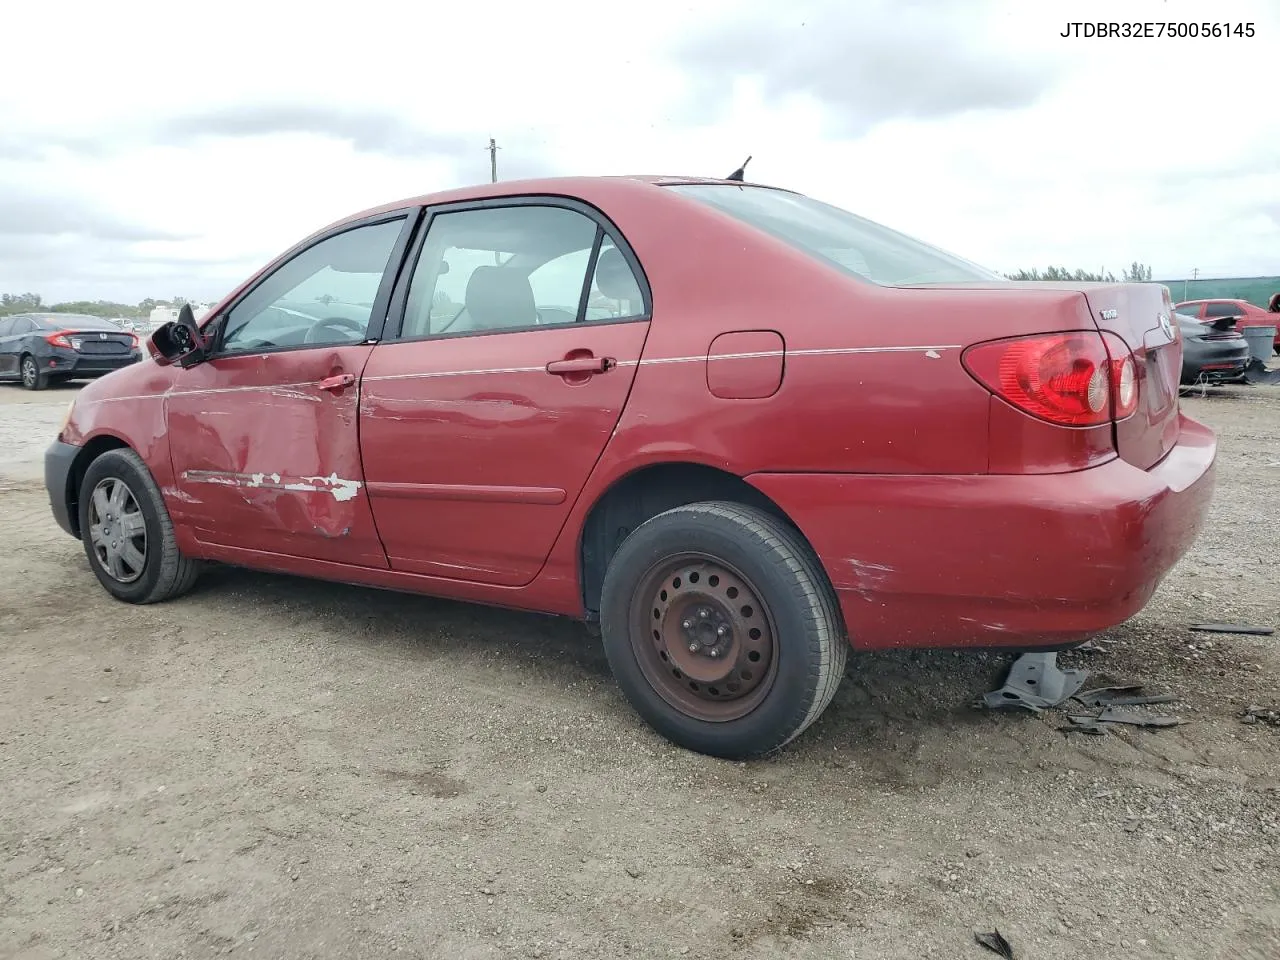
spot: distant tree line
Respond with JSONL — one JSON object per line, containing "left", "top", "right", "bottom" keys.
{"left": 1005, "top": 262, "right": 1154, "bottom": 283}
{"left": 0, "top": 293, "right": 194, "bottom": 319}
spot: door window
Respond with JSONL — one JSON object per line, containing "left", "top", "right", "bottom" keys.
{"left": 219, "top": 218, "right": 406, "bottom": 355}
{"left": 399, "top": 205, "right": 646, "bottom": 339}
{"left": 0, "top": 318, "right": 13, "bottom": 337}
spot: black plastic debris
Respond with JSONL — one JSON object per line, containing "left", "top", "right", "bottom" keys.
{"left": 1060, "top": 717, "right": 1108, "bottom": 735}
{"left": 1075, "top": 685, "right": 1178, "bottom": 708}
{"left": 981, "top": 654, "right": 1185, "bottom": 735}
{"left": 974, "top": 929, "right": 1016, "bottom": 959}
{"left": 1242, "top": 705, "right": 1280, "bottom": 727}
{"left": 1094, "top": 706, "right": 1185, "bottom": 728}
{"left": 1192, "top": 622, "right": 1275, "bottom": 636}
{"left": 1189, "top": 623, "right": 1275, "bottom": 637}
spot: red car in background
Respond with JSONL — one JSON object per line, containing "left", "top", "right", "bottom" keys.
{"left": 44, "top": 175, "right": 1217, "bottom": 758}
{"left": 1175, "top": 298, "right": 1280, "bottom": 354}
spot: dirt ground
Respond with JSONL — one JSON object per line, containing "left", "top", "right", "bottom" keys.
{"left": 1, "top": 379, "right": 1277, "bottom": 960}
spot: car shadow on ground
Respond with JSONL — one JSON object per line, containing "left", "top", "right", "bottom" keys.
{"left": 187, "top": 564, "right": 1063, "bottom": 762}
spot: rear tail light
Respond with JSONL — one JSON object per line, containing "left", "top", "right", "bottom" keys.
{"left": 44, "top": 331, "right": 73, "bottom": 349}
{"left": 962, "top": 331, "right": 1140, "bottom": 427}
{"left": 129, "top": 333, "right": 140, "bottom": 348}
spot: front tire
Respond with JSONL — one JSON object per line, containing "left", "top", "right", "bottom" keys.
{"left": 599, "top": 501, "right": 847, "bottom": 760}
{"left": 78, "top": 448, "right": 201, "bottom": 603}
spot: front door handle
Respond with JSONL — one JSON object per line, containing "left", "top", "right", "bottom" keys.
{"left": 546, "top": 356, "right": 616, "bottom": 376}
{"left": 317, "top": 373, "right": 356, "bottom": 392}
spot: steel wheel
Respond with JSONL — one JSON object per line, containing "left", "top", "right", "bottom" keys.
{"left": 631, "top": 553, "right": 778, "bottom": 722}
{"left": 87, "top": 477, "right": 148, "bottom": 584}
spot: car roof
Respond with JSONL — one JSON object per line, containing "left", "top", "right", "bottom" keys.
{"left": 320, "top": 174, "right": 781, "bottom": 236}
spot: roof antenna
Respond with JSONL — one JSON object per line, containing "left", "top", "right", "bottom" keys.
{"left": 726, "top": 155, "right": 752, "bottom": 182}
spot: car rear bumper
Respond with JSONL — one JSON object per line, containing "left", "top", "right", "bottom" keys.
{"left": 746, "top": 414, "right": 1217, "bottom": 651}
{"left": 1183, "top": 343, "right": 1251, "bottom": 383}
{"left": 42, "top": 348, "right": 141, "bottom": 378}
{"left": 45, "top": 439, "right": 81, "bottom": 539}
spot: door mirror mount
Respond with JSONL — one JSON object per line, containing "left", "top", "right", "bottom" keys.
{"left": 148, "top": 303, "right": 210, "bottom": 367}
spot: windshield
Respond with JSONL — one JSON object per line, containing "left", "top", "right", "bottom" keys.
{"left": 668, "top": 184, "right": 1005, "bottom": 287}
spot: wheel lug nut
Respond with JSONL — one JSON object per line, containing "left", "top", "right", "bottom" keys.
{"left": 709, "top": 649, "right": 720, "bottom": 658}
{"left": 688, "top": 643, "right": 699, "bottom": 653}
{"left": 717, "top": 626, "right": 729, "bottom": 637}
{"left": 682, "top": 619, "right": 693, "bottom": 630}
{"left": 698, "top": 609, "right": 709, "bottom": 619}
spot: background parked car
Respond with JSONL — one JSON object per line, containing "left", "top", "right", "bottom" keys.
{"left": 1175, "top": 298, "right": 1280, "bottom": 355}
{"left": 1177, "top": 311, "right": 1250, "bottom": 385}
{"left": 0, "top": 313, "right": 142, "bottom": 390}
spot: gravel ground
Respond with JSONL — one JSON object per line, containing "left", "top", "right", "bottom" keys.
{"left": 1, "top": 380, "right": 1277, "bottom": 960}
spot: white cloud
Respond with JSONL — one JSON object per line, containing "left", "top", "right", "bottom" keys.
{"left": 1, "top": 0, "right": 1277, "bottom": 302}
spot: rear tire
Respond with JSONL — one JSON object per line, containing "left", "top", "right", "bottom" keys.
{"left": 78, "top": 448, "right": 201, "bottom": 603}
{"left": 599, "top": 501, "right": 847, "bottom": 760}
{"left": 20, "top": 355, "right": 46, "bottom": 391}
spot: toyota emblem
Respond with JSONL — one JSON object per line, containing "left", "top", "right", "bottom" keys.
{"left": 1157, "top": 313, "right": 1173, "bottom": 340}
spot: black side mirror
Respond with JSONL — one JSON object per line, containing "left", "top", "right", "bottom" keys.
{"left": 147, "top": 303, "right": 208, "bottom": 367}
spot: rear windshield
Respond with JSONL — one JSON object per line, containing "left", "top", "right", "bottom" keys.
{"left": 668, "top": 184, "right": 1004, "bottom": 287}
{"left": 36, "top": 315, "right": 124, "bottom": 330}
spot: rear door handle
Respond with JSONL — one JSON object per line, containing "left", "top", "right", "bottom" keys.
{"left": 317, "top": 373, "right": 356, "bottom": 392}
{"left": 545, "top": 356, "right": 616, "bottom": 376}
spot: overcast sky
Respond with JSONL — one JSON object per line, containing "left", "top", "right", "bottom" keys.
{"left": 2, "top": 0, "right": 1276, "bottom": 304}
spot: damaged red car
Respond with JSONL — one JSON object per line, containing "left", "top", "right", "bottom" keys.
{"left": 45, "top": 175, "right": 1217, "bottom": 758}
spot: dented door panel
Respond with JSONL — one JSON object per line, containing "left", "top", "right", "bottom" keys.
{"left": 165, "top": 345, "right": 388, "bottom": 567}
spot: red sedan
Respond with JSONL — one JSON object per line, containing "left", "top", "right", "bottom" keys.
{"left": 44, "top": 175, "right": 1216, "bottom": 758}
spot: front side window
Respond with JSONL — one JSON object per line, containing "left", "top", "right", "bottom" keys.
{"left": 11, "top": 317, "right": 35, "bottom": 335}
{"left": 219, "top": 218, "right": 405, "bottom": 355}
{"left": 668, "top": 183, "right": 1004, "bottom": 288}
{"left": 0, "top": 318, "right": 14, "bottom": 337}
{"left": 399, "top": 204, "right": 646, "bottom": 339}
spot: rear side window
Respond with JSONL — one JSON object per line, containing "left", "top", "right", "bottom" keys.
{"left": 668, "top": 184, "right": 1004, "bottom": 287}
{"left": 1205, "top": 302, "right": 1243, "bottom": 318}
{"left": 397, "top": 204, "right": 647, "bottom": 339}
{"left": 10, "top": 317, "right": 36, "bottom": 334}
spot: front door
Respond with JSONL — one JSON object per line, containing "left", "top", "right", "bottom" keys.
{"left": 359, "top": 199, "right": 651, "bottom": 586}
{"left": 166, "top": 213, "right": 414, "bottom": 567}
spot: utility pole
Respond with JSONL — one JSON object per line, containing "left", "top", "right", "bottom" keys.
{"left": 487, "top": 138, "right": 499, "bottom": 183}
{"left": 1192, "top": 267, "right": 1199, "bottom": 281}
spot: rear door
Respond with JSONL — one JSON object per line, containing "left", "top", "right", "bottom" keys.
{"left": 358, "top": 198, "right": 651, "bottom": 586}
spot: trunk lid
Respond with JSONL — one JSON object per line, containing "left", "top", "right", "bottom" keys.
{"left": 1080, "top": 283, "right": 1182, "bottom": 470}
